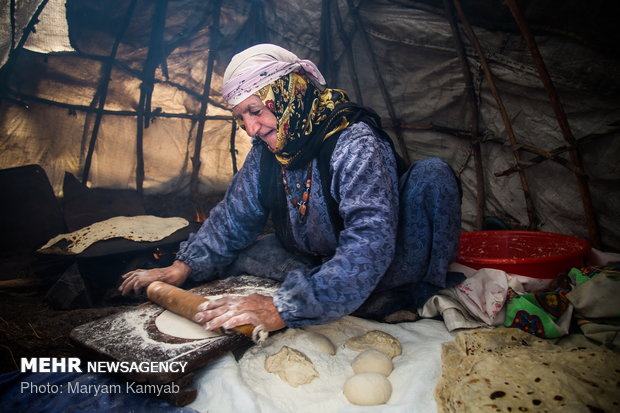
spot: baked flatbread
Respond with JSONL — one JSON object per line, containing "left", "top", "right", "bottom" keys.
{"left": 38, "top": 215, "right": 189, "bottom": 255}
{"left": 435, "top": 328, "right": 620, "bottom": 412}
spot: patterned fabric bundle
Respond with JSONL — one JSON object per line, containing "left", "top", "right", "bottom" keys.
{"left": 503, "top": 275, "right": 573, "bottom": 338}
{"left": 504, "top": 264, "right": 620, "bottom": 339}
{"left": 567, "top": 264, "right": 620, "bottom": 348}
{"left": 571, "top": 264, "right": 620, "bottom": 285}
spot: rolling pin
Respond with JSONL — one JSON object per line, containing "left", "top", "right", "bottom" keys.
{"left": 146, "top": 281, "right": 256, "bottom": 338}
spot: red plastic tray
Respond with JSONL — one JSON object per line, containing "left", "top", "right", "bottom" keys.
{"left": 457, "top": 230, "right": 590, "bottom": 278}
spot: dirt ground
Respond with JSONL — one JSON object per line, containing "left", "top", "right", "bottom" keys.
{"left": 0, "top": 281, "right": 138, "bottom": 374}
{"left": 0, "top": 193, "right": 238, "bottom": 375}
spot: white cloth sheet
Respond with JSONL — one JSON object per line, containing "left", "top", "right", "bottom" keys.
{"left": 186, "top": 251, "right": 620, "bottom": 412}
{"left": 188, "top": 317, "right": 455, "bottom": 413}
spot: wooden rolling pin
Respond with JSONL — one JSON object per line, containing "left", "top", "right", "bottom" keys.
{"left": 146, "top": 281, "right": 255, "bottom": 338}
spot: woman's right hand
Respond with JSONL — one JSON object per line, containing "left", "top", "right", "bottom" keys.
{"left": 118, "top": 260, "right": 192, "bottom": 296}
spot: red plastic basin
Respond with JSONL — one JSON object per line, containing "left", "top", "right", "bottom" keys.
{"left": 457, "top": 230, "right": 591, "bottom": 278}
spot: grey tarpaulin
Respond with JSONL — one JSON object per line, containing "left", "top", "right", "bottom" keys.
{"left": 0, "top": 0, "right": 619, "bottom": 249}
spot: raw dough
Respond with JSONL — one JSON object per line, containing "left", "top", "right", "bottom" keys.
{"left": 303, "top": 331, "right": 336, "bottom": 355}
{"left": 343, "top": 373, "right": 392, "bottom": 406}
{"left": 38, "top": 215, "right": 189, "bottom": 254}
{"left": 265, "top": 346, "right": 319, "bottom": 387}
{"left": 154, "top": 310, "right": 222, "bottom": 340}
{"left": 351, "top": 349, "right": 393, "bottom": 376}
{"left": 345, "top": 330, "right": 402, "bottom": 358}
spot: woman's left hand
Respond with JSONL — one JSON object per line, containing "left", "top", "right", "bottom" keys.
{"left": 194, "top": 293, "right": 286, "bottom": 333}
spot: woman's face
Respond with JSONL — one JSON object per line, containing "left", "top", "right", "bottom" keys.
{"left": 233, "top": 95, "right": 278, "bottom": 150}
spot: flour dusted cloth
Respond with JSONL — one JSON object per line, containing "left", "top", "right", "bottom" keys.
{"left": 188, "top": 317, "right": 455, "bottom": 413}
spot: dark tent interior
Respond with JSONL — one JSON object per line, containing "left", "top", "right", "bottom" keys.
{"left": 0, "top": 0, "right": 619, "bottom": 411}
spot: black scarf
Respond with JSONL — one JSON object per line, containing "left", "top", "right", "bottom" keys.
{"left": 258, "top": 103, "right": 407, "bottom": 255}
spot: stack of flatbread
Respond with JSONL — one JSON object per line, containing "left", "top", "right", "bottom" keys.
{"left": 435, "top": 328, "right": 620, "bottom": 412}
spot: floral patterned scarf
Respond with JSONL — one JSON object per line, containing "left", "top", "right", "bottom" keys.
{"left": 256, "top": 72, "right": 350, "bottom": 169}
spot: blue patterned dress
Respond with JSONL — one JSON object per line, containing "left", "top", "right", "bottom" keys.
{"left": 176, "top": 122, "right": 462, "bottom": 327}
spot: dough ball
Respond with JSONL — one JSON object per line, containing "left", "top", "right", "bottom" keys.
{"left": 304, "top": 331, "right": 336, "bottom": 355}
{"left": 351, "top": 349, "right": 393, "bottom": 376}
{"left": 264, "top": 346, "right": 319, "bottom": 387}
{"left": 343, "top": 373, "right": 392, "bottom": 406}
{"left": 345, "top": 330, "right": 402, "bottom": 358}
{"left": 154, "top": 310, "right": 222, "bottom": 340}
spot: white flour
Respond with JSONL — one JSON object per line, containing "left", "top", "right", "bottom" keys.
{"left": 240, "top": 327, "right": 355, "bottom": 412}
{"left": 236, "top": 317, "right": 430, "bottom": 413}
{"left": 78, "top": 277, "right": 279, "bottom": 358}
{"left": 189, "top": 317, "right": 456, "bottom": 413}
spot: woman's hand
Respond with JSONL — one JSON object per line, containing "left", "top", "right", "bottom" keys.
{"left": 194, "top": 293, "right": 286, "bottom": 332}
{"left": 118, "top": 260, "right": 191, "bottom": 296}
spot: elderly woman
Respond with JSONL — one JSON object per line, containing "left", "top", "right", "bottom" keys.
{"left": 119, "top": 44, "right": 462, "bottom": 333}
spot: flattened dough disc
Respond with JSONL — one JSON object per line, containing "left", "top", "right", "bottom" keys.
{"left": 154, "top": 310, "right": 222, "bottom": 340}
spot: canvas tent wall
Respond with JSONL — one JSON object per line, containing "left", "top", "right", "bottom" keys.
{"left": 1, "top": 0, "right": 619, "bottom": 251}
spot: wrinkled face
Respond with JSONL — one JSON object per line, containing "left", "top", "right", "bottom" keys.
{"left": 233, "top": 95, "right": 278, "bottom": 150}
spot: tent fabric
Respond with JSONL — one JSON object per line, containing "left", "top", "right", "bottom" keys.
{"left": 0, "top": 0, "right": 619, "bottom": 249}
{"left": 0, "top": 0, "right": 43, "bottom": 67}
{"left": 0, "top": 0, "right": 73, "bottom": 68}
{"left": 23, "top": 0, "right": 74, "bottom": 55}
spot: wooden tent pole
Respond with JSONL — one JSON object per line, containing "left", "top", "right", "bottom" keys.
{"left": 190, "top": 0, "right": 222, "bottom": 202}
{"left": 346, "top": 0, "right": 410, "bottom": 164}
{"left": 390, "top": 121, "right": 613, "bottom": 176}
{"left": 135, "top": 0, "right": 168, "bottom": 194}
{"left": 2, "top": 0, "right": 50, "bottom": 70}
{"left": 229, "top": 118, "right": 238, "bottom": 174}
{"left": 496, "top": 143, "right": 585, "bottom": 177}
{"left": 81, "top": 0, "right": 137, "bottom": 184}
{"left": 224, "top": 0, "right": 267, "bottom": 179}
{"left": 504, "top": 0, "right": 601, "bottom": 248}
{"left": 496, "top": 123, "right": 619, "bottom": 178}
{"left": 319, "top": 0, "right": 335, "bottom": 84}
{"left": 8, "top": 0, "right": 16, "bottom": 51}
{"left": 332, "top": 0, "right": 363, "bottom": 104}
{"left": 452, "top": 0, "right": 538, "bottom": 230}
{"left": 398, "top": 121, "right": 612, "bottom": 178}
{"left": 0, "top": 0, "right": 50, "bottom": 101}
{"left": 6, "top": 88, "right": 234, "bottom": 120}
{"left": 443, "top": 0, "right": 485, "bottom": 230}
{"left": 141, "top": 0, "right": 169, "bottom": 130}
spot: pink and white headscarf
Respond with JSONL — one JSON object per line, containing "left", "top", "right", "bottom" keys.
{"left": 222, "top": 43, "right": 326, "bottom": 107}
